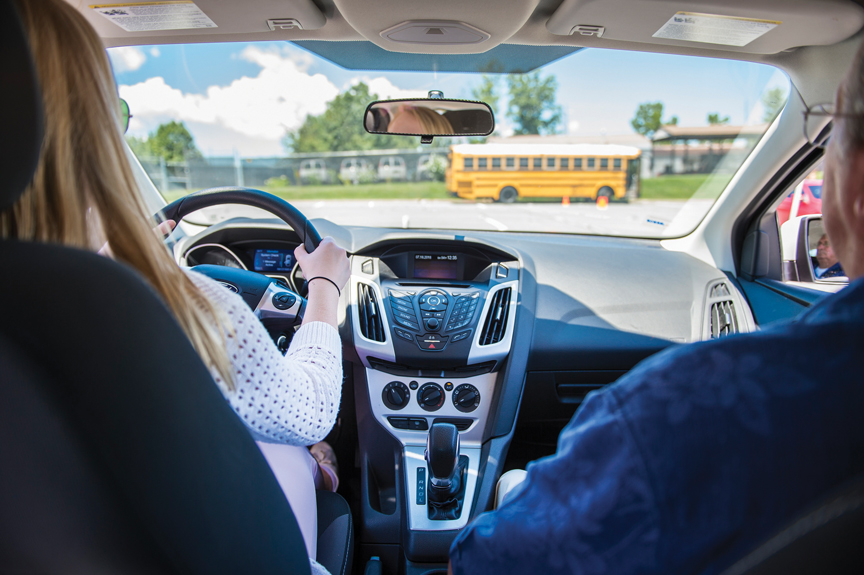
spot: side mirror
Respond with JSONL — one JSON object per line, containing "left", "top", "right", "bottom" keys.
{"left": 364, "top": 96, "right": 494, "bottom": 143}
{"left": 780, "top": 215, "right": 848, "bottom": 284}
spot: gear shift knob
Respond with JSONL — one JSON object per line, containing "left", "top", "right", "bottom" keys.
{"left": 425, "top": 422, "right": 460, "bottom": 487}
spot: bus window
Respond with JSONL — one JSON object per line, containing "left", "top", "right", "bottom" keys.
{"left": 601, "top": 158, "right": 608, "bottom": 169}
{"left": 560, "top": 158, "right": 569, "bottom": 169}
{"left": 520, "top": 158, "right": 528, "bottom": 169}
{"left": 546, "top": 157, "right": 555, "bottom": 169}
{"left": 614, "top": 158, "right": 622, "bottom": 170}
{"left": 492, "top": 158, "right": 501, "bottom": 169}
{"left": 506, "top": 157, "right": 515, "bottom": 169}
{"left": 464, "top": 157, "right": 474, "bottom": 169}
{"left": 574, "top": 158, "right": 582, "bottom": 170}
{"left": 533, "top": 158, "right": 542, "bottom": 169}
{"left": 478, "top": 158, "right": 487, "bottom": 169}
{"left": 587, "top": 158, "right": 596, "bottom": 169}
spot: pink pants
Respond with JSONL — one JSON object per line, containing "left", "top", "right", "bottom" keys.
{"left": 256, "top": 442, "right": 323, "bottom": 559}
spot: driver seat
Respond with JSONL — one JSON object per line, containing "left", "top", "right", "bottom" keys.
{"left": 0, "top": 2, "right": 351, "bottom": 574}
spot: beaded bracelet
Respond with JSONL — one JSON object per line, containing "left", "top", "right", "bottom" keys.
{"left": 307, "top": 276, "right": 341, "bottom": 296}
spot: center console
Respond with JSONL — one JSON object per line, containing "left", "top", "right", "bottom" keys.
{"left": 349, "top": 242, "right": 519, "bottom": 561}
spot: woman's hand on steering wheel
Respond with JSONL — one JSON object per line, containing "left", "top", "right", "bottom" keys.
{"left": 294, "top": 237, "right": 349, "bottom": 328}
{"left": 295, "top": 236, "right": 350, "bottom": 295}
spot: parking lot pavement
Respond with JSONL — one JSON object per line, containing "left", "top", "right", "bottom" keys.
{"left": 184, "top": 198, "right": 713, "bottom": 237}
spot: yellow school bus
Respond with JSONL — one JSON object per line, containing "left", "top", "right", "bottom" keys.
{"left": 446, "top": 143, "right": 641, "bottom": 202}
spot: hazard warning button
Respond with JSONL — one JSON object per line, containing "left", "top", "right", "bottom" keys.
{"left": 415, "top": 334, "right": 449, "bottom": 352}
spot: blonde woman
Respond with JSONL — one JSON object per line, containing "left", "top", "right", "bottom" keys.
{"left": 389, "top": 104, "right": 455, "bottom": 134}
{"left": 2, "top": 1, "right": 348, "bottom": 573}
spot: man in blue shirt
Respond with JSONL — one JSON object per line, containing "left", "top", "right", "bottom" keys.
{"left": 449, "top": 44, "right": 864, "bottom": 575}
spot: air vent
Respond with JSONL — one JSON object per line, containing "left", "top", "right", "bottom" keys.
{"left": 357, "top": 284, "right": 385, "bottom": 342}
{"left": 710, "top": 299, "right": 739, "bottom": 338}
{"left": 710, "top": 283, "right": 731, "bottom": 298}
{"left": 479, "top": 287, "right": 511, "bottom": 346}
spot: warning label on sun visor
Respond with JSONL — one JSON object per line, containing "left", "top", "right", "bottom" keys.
{"left": 653, "top": 12, "right": 779, "bottom": 47}
{"left": 90, "top": 1, "right": 217, "bottom": 32}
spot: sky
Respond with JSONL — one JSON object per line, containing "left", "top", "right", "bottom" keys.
{"left": 110, "top": 41, "right": 789, "bottom": 158}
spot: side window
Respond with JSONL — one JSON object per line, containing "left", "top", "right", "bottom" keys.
{"left": 770, "top": 159, "right": 848, "bottom": 286}
{"left": 533, "top": 158, "right": 542, "bottom": 169}
{"left": 560, "top": 157, "right": 569, "bottom": 169}
{"left": 573, "top": 158, "right": 582, "bottom": 170}
{"left": 478, "top": 158, "right": 488, "bottom": 170}
{"left": 464, "top": 157, "right": 474, "bottom": 169}
{"left": 506, "top": 157, "right": 515, "bottom": 169}
{"left": 519, "top": 157, "right": 528, "bottom": 169}
{"left": 492, "top": 157, "right": 501, "bottom": 169}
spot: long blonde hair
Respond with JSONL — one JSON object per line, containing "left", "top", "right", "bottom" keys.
{"left": 2, "top": 0, "right": 234, "bottom": 388}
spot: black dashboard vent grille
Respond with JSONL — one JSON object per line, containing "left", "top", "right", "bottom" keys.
{"left": 710, "top": 298, "right": 739, "bottom": 338}
{"left": 479, "top": 287, "right": 511, "bottom": 346}
{"left": 357, "top": 284, "right": 385, "bottom": 342}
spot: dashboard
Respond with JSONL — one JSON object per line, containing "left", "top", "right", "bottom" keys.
{"left": 173, "top": 215, "right": 756, "bottom": 553}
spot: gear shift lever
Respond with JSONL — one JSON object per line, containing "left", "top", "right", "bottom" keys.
{"left": 426, "top": 422, "right": 460, "bottom": 502}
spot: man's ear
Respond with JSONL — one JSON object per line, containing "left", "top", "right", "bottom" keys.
{"left": 848, "top": 147, "right": 864, "bottom": 218}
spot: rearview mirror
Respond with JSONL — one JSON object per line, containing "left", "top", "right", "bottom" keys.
{"left": 780, "top": 215, "right": 848, "bottom": 284}
{"left": 364, "top": 98, "right": 494, "bottom": 139}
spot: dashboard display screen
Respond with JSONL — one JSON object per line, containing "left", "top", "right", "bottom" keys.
{"left": 254, "top": 249, "right": 295, "bottom": 273}
{"left": 414, "top": 254, "right": 458, "bottom": 279}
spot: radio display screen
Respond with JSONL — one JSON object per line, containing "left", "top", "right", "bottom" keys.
{"left": 254, "top": 249, "right": 295, "bottom": 273}
{"left": 413, "top": 254, "right": 458, "bottom": 280}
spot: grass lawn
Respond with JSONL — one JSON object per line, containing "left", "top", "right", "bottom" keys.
{"left": 640, "top": 174, "right": 733, "bottom": 200}
{"left": 162, "top": 181, "right": 450, "bottom": 203}
{"left": 161, "top": 174, "right": 734, "bottom": 203}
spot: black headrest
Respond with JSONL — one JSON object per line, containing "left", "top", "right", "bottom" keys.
{"left": 0, "top": 0, "right": 43, "bottom": 211}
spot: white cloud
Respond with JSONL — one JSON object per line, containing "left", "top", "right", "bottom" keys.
{"left": 568, "top": 120, "right": 580, "bottom": 134}
{"left": 354, "top": 76, "right": 429, "bottom": 100}
{"left": 109, "top": 47, "right": 147, "bottom": 73}
{"left": 119, "top": 46, "right": 341, "bottom": 156}
{"left": 150, "top": 47, "right": 161, "bottom": 57}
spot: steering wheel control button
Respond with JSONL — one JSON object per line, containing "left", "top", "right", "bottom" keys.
{"left": 382, "top": 381, "right": 410, "bottom": 410}
{"left": 416, "top": 334, "right": 449, "bottom": 351}
{"left": 451, "top": 330, "right": 472, "bottom": 343}
{"left": 272, "top": 292, "right": 297, "bottom": 310}
{"left": 361, "top": 259, "right": 374, "bottom": 274}
{"left": 418, "top": 383, "right": 446, "bottom": 411}
{"left": 409, "top": 381, "right": 419, "bottom": 390}
{"left": 394, "top": 327, "right": 414, "bottom": 341}
{"left": 453, "top": 384, "right": 481, "bottom": 413}
{"left": 388, "top": 416, "right": 429, "bottom": 431}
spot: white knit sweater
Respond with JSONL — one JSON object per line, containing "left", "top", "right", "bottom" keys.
{"left": 187, "top": 270, "right": 343, "bottom": 446}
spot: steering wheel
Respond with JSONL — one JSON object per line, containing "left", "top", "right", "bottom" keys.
{"left": 159, "top": 187, "right": 322, "bottom": 350}
{"left": 161, "top": 186, "right": 321, "bottom": 253}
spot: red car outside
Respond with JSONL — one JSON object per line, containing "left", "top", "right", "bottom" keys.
{"left": 776, "top": 179, "right": 823, "bottom": 226}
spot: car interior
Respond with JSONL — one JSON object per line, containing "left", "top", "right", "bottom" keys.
{"left": 2, "top": 0, "right": 864, "bottom": 574}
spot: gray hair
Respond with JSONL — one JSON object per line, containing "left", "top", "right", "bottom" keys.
{"left": 837, "top": 39, "right": 864, "bottom": 152}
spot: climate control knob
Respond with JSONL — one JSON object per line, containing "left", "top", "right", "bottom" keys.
{"left": 417, "top": 382, "right": 446, "bottom": 411}
{"left": 382, "top": 381, "right": 409, "bottom": 410}
{"left": 453, "top": 384, "right": 481, "bottom": 413}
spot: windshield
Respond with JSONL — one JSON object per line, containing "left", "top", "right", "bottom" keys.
{"left": 111, "top": 42, "right": 788, "bottom": 237}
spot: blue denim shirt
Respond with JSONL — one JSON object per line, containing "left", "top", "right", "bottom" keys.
{"left": 450, "top": 278, "right": 864, "bottom": 575}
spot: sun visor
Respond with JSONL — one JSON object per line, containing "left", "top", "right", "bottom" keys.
{"left": 291, "top": 41, "right": 580, "bottom": 73}
{"left": 80, "top": 0, "right": 326, "bottom": 42}
{"left": 546, "top": 0, "right": 864, "bottom": 54}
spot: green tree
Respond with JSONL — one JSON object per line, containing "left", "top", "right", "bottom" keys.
{"left": 631, "top": 102, "right": 681, "bottom": 136}
{"left": 762, "top": 87, "right": 788, "bottom": 122}
{"left": 125, "top": 135, "right": 150, "bottom": 158}
{"left": 145, "top": 121, "right": 202, "bottom": 162}
{"left": 506, "top": 71, "right": 562, "bottom": 135}
{"left": 707, "top": 112, "right": 730, "bottom": 125}
{"left": 285, "top": 82, "right": 406, "bottom": 153}
{"left": 472, "top": 75, "right": 500, "bottom": 118}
